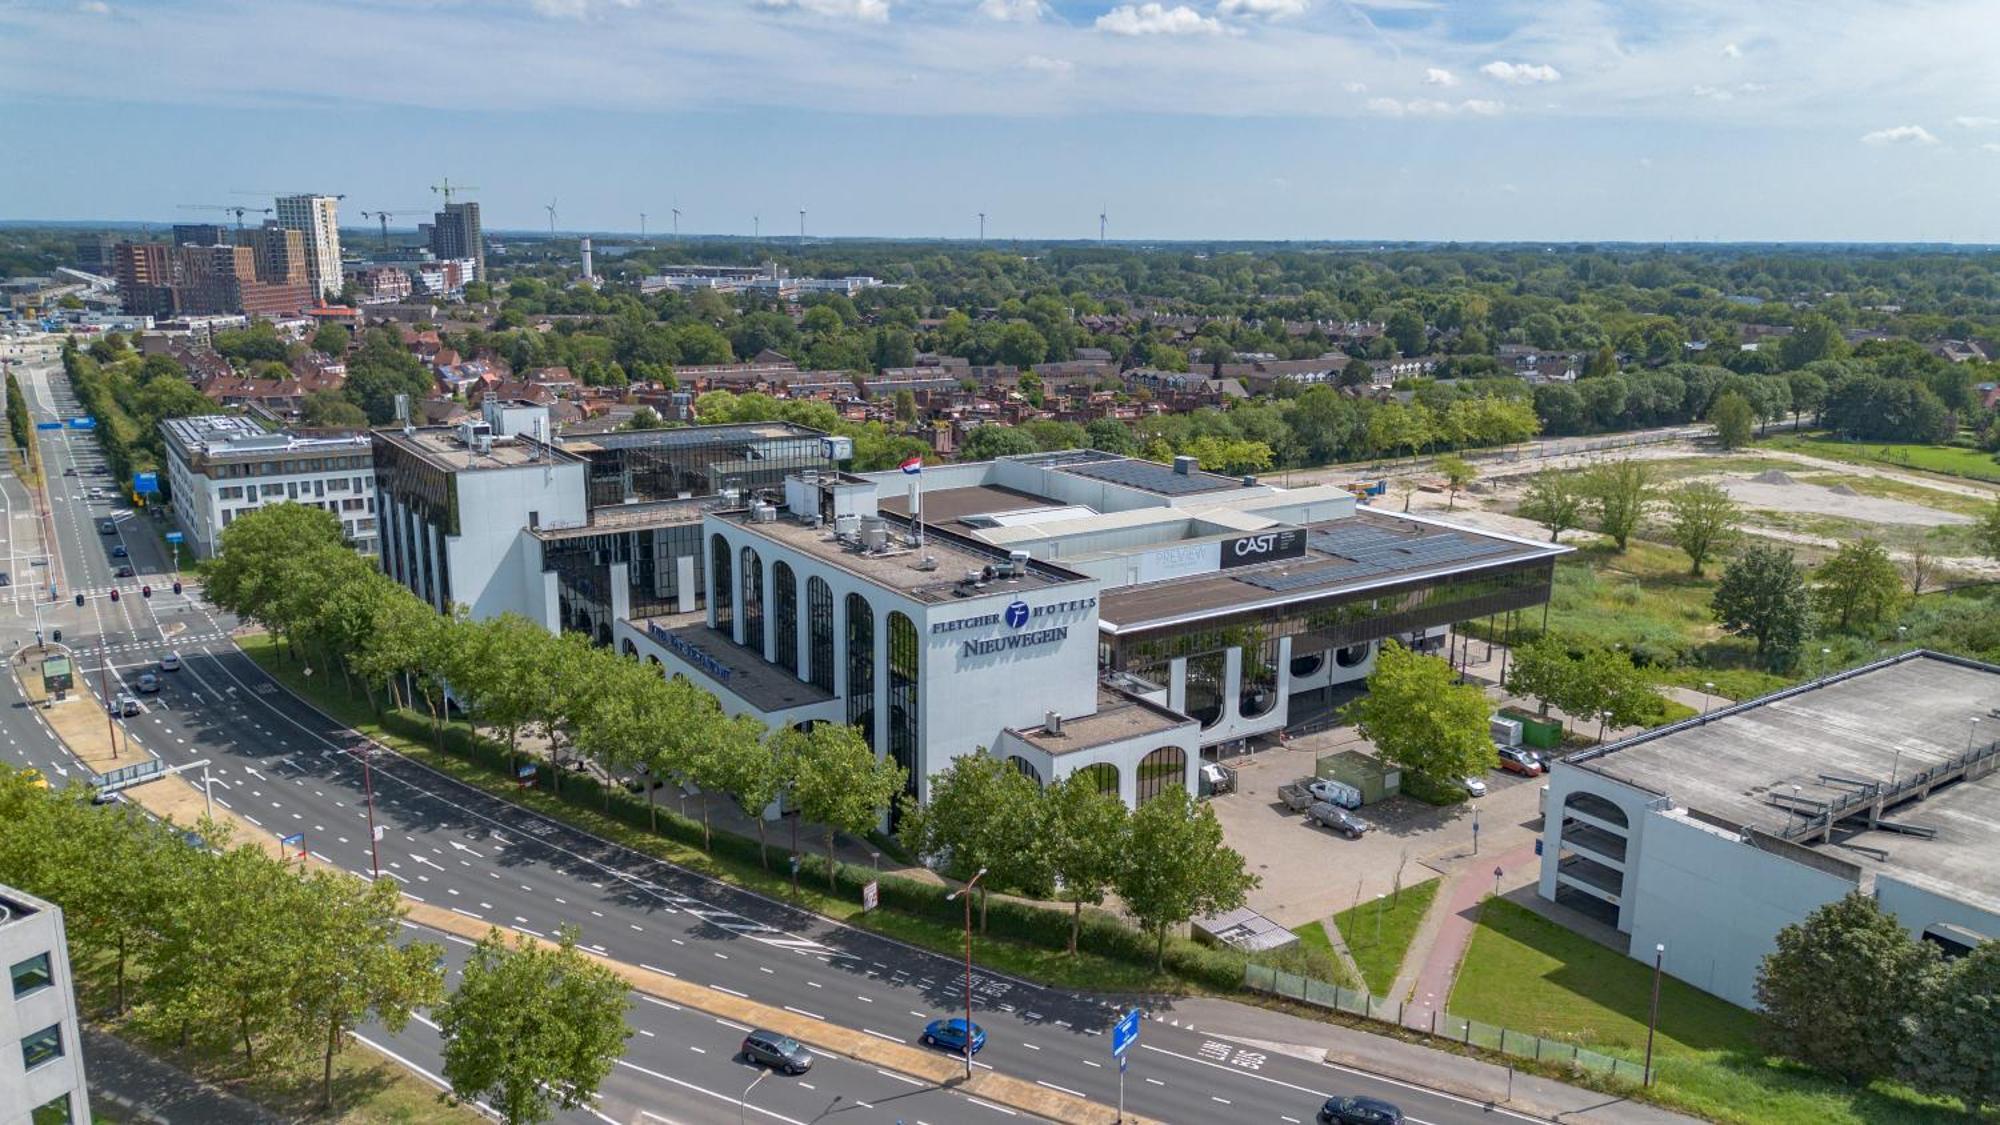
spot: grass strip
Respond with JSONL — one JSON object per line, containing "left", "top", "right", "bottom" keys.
{"left": 1331, "top": 878, "right": 1440, "bottom": 997}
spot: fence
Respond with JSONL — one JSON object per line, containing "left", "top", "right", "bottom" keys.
{"left": 1243, "top": 963, "right": 1651, "bottom": 1084}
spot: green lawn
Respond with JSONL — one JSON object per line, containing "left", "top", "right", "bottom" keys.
{"left": 1763, "top": 433, "right": 2000, "bottom": 484}
{"left": 1449, "top": 900, "right": 1984, "bottom": 1125}
{"left": 1331, "top": 878, "right": 1440, "bottom": 997}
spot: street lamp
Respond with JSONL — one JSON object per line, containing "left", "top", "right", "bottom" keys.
{"left": 1968, "top": 716, "right": 1981, "bottom": 756}
{"left": 1701, "top": 682, "right": 1715, "bottom": 717}
{"left": 1643, "top": 943, "right": 1665, "bottom": 1087}
{"left": 1819, "top": 646, "right": 1831, "bottom": 679}
{"left": 739, "top": 1067, "right": 769, "bottom": 1125}
{"left": 945, "top": 867, "right": 988, "bottom": 1079}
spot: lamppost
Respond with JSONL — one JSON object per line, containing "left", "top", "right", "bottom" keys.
{"left": 359, "top": 742, "right": 382, "bottom": 880}
{"left": 739, "top": 1067, "right": 769, "bottom": 1125}
{"left": 1701, "top": 682, "right": 1715, "bottom": 717}
{"left": 1819, "top": 646, "right": 1831, "bottom": 679}
{"left": 1643, "top": 942, "right": 1665, "bottom": 1086}
{"left": 945, "top": 867, "right": 987, "bottom": 1079}
{"left": 1968, "top": 716, "right": 1981, "bottom": 756}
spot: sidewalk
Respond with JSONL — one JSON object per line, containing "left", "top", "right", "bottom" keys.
{"left": 1396, "top": 841, "right": 1539, "bottom": 1026}
{"left": 1161, "top": 996, "right": 1701, "bottom": 1124}
{"left": 82, "top": 1024, "right": 279, "bottom": 1125}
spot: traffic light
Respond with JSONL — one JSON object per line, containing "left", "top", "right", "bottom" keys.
{"left": 141, "top": 585, "right": 151, "bottom": 599}
{"left": 109, "top": 588, "right": 119, "bottom": 602}
{"left": 73, "top": 593, "right": 83, "bottom": 606}
{"left": 172, "top": 581, "right": 182, "bottom": 595}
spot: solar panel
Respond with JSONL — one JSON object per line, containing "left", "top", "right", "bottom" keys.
{"left": 1236, "top": 523, "right": 1517, "bottom": 591}
{"left": 1061, "top": 458, "right": 1240, "bottom": 496}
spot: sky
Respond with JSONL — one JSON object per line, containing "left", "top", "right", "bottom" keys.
{"left": 3, "top": 0, "right": 1999, "bottom": 242}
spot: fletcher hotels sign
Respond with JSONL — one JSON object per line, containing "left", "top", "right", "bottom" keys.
{"left": 932, "top": 596, "right": 1098, "bottom": 660}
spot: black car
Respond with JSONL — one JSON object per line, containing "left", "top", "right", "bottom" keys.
{"left": 1319, "top": 1095, "right": 1403, "bottom": 1125}
{"left": 740, "top": 1029, "right": 812, "bottom": 1075}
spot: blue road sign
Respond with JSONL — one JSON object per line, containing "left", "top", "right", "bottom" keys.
{"left": 165, "top": 531, "right": 184, "bottom": 544}
{"left": 133, "top": 472, "right": 159, "bottom": 495}
{"left": 1112, "top": 1008, "right": 1142, "bottom": 1057}
{"left": 34, "top": 421, "right": 60, "bottom": 431}
{"left": 66, "top": 417, "right": 95, "bottom": 430}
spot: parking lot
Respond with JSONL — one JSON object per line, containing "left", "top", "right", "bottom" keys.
{"left": 1204, "top": 728, "right": 1547, "bottom": 928}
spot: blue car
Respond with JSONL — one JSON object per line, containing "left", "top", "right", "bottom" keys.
{"left": 921, "top": 1018, "right": 986, "bottom": 1055}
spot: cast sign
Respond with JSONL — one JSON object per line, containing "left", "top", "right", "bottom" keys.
{"left": 1219, "top": 528, "right": 1307, "bottom": 569}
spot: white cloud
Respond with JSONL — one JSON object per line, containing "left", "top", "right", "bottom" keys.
{"left": 1021, "top": 54, "right": 1073, "bottom": 75}
{"left": 1423, "top": 67, "right": 1457, "bottom": 87}
{"left": 76, "top": 0, "right": 112, "bottom": 12}
{"left": 1984, "top": 143, "right": 2000, "bottom": 153}
{"left": 531, "top": 0, "right": 638, "bottom": 15}
{"left": 753, "top": 0, "right": 889, "bottom": 21}
{"left": 1720, "top": 42, "right": 1741, "bottom": 58}
{"left": 1342, "top": 80, "right": 1367, "bottom": 94}
{"left": 977, "top": 0, "right": 1045, "bottom": 21}
{"left": 1367, "top": 97, "right": 1501, "bottom": 117}
{"left": 1217, "top": 0, "right": 1310, "bottom": 18}
{"left": 1692, "top": 82, "right": 1769, "bottom": 102}
{"left": 1480, "top": 60, "right": 1560, "bottom": 85}
{"left": 1860, "top": 124, "right": 1939, "bottom": 145}
{"left": 1096, "top": 3, "right": 1225, "bottom": 36}
{"left": 1954, "top": 115, "right": 2000, "bottom": 128}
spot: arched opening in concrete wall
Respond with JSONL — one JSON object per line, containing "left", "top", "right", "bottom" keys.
{"left": 1137, "top": 746, "right": 1187, "bottom": 804}
{"left": 1007, "top": 756, "right": 1044, "bottom": 787}
{"left": 1075, "top": 762, "right": 1119, "bottom": 799}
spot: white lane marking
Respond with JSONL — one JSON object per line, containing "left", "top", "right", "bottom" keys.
{"left": 1035, "top": 1080, "right": 1084, "bottom": 1097}
{"left": 710, "top": 985, "right": 748, "bottom": 999}
{"left": 873, "top": 1068, "right": 923, "bottom": 1087}
{"left": 614, "top": 1059, "right": 808, "bottom": 1125}
{"left": 782, "top": 1006, "right": 823, "bottom": 1021}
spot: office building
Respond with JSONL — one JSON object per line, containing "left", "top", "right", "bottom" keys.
{"left": 274, "top": 194, "right": 343, "bottom": 301}
{"left": 161, "top": 415, "right": 377, "bottom": 558}
{"left": 1540, "top": 651, "right": 2000, "bottom": 1008}
{"left": 619, "top": 450, "right": 1564, "bottom": 810}
{"left": 0, "top": 883, "right": 89, "bottom": 1125}
{"left": 237, "top": 223, "right": 310, "bottom": 288}
{"left": 429, "top": 202, "right": 484, "bottom": 282}
{"left": 111, "top": 242, "right": 175, "bottom": 318}
{"left": 171, "top": 223, "right": 230, "bottom": 249}
{"left": 174, "top": 246, "right": 312, "bottom": 319}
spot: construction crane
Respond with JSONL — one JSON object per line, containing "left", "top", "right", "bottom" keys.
{"left": 231, "top": 190, "right": 347, "bottom": 201}
{"left": 359, "top": 209, "right": 427, "bottom": 251}
{"left": 176, "top": 204, "right": 272, "bottom": 232}
{"left": 431, "top": 177, "right": 478, "bottom": 204}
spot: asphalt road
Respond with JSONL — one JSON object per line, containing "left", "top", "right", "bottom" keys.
{"left": 0, "top": 343, "right": 1555, "bottom": 1125}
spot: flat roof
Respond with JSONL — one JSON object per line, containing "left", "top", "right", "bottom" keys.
{"left": 374, "top": 425, "right": 584, "bottom": 471}
{"left": 878, "top": 484, "right": 1053, "bottom": 525}
{"left": 164, "top": 414, "right": 370, "bottom": 459}
{"left": 531, "top": 497, "right": 710, "bottom": 540}
{"left": 1568, "top": 651, "right": 2000, "bottom": 909}
{"left": 725, "top": 510, "right": 1090, "bottom": 604}
{"left": 640, "top": 617, "right": 834, "bottom": 712}
{"left": 565, "top": 421, "right": 824, "bottom": 453}
{"left": 1097, "top": 509, "right": 1565, "bottom": 631}
{"left": 1008, "top": 685, "right": 1194, "bottom": 756}
{"left": 1055, "top": 455, "right": 1244, "bottom": 497}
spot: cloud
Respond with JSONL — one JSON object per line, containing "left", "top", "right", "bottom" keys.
{"left": 530, "top": 0, "right": 638, "bottom": 15}
{"left": 1860, "top": 125, "right": 1938, "bottom": 145}
{"left": 1217, "top": 0, "right": 1310, "bottom": 18}
{"left": 752, "top": 0, "right": 889, "bottom": 20}
{"left": 1096, "top": 3, "right": 1225, "bottom": 36}
{"left": 1720, "top": 42, "right": 1741, "bottom": 58}
{"left": 1954, "top": 115, "right": 2000, "bottom": 129}
{"left": 1342, "top": 80, "right": 1367, "bottom": 94}
{"left": 977, "top": 0, "right": 1045, "bottom": 21}
{"left": 1692, "top": 82, "right": 1769, "bottom": 102}
{"left": 1984, "top": 143, "right": 2000, "bottom": 153}
{"left": 1423, "top": 67, "right": 1456, "bottom": 87}
{"left": 1480, "top": 60, "right": 1560, "bottom": 85}
{"left": 1367, "top": 97, "right": 1501, "bottom": 117}
{"left": 1021, "top": 54, "right": 1073, "bottom": 75}
{"left": 76, "top": 0, "right": 112, "bottom": 12}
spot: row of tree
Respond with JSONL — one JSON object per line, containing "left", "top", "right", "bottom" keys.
{"left": 5, "top": 369, "right": 37, "bottom": 479}
{"left": 1518, "top": 462, "right": 1742, "bottom": 575}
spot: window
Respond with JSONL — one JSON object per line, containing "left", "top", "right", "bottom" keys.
{"left": 1240, "top": 638, "right": 1279, "bottom": 719}
{"left": 1075, "top": 762, "right": 1119, "bottom": 799}
{"left": 21, "top": 1023, "right": 62, "bottom": 1070}
{"left": 1290, "top": 652, "right": 1324, "bottom": 678}
{"left": 710, "top": 534, "right": 733, "bottom": 633}
{"left": 740, "top": 547, "right": 764, "bottom": 657}
{"left": 10, "top": 952, "right": 51, "bottom": 998}
{"left": 1136, "top": 746, "right": 1187, "bottom": 804}
{"left": 30, "top": 1093, "right": 72, "bottom": 1125}
{"left": 887, "top": 611, "right": 919, "bottom": 802}
{"left": 807, "top": 577, "right": 834, "bottom": 692}
{"left": 1007, "top": 756, "right": 1043, "bottom": 786}
{"left": 773, "top": 562, "right": 798, "bottom": 675}
{"left": 1184, "top": 652, "right": 1226, "bottom": 729}
{"left": 845, "top": 593, "right": 874, "bottom": 749}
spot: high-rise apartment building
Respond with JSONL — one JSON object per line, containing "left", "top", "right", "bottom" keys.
{"left": 171, "top": 223, "right": 230, "bottom": 249}
{"left": 112, "top": 242, "right": 176, "bottom": 317}
{"left": 237, "top": 223, "right": 310, "bottom": 287}
{"left": 274, "top": 194, "right": 343, "bottom": 301}
{"left": 430, "top": 202, "right": 485, "bottom": 282}
{"left": 0, "top": 883, "right": 90, "bottom": 1125}
{"left": 176, "top": 245, "right": 311, "bottom": 318}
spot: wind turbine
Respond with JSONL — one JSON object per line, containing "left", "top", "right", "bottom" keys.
{"left": 753, "top": 214, "right": 760, "bottom": 239}
{"left": 544, "top": 199, "right": 558, "bottom": 238}
{"left": 1099, "top": 205, "right": 1107, "bottom": 243}
{"left": 640, "top": 212, "right": 647, "bottom": 239}
{"left": 798, "top": 208, "right": 807, "bottom": 242}
{"left": 978, "top": 212, "right": 986, "bottom": 241}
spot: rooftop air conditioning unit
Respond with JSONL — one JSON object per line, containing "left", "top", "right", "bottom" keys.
{"left": 1173, "top": 455, "right": 1198, "bottom": 476}
{"left": 1043, "top": 711, "right": 1063, "bottom": 736}
{"left": 1008, "top": 549, "right": 1031, "bottom": 578}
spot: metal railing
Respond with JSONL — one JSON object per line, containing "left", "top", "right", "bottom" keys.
{"left": 1244, "top": 963, "right": 1651, "bottom": 1084}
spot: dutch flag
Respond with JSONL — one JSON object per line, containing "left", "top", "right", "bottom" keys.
{"left": 899, "top": 455, "right": 923, "bottom": 475}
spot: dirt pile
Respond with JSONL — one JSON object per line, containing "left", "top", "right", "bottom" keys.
{"left": 1751, "top": 469, "right": 1797, "bottom": 486}
{"left": 1828, "top": 484, "right": 1860, "bottom": 497}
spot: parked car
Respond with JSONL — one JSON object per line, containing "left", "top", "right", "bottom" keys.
{"left": 1460, "top": 776, "right": 1488, "bottom": 797}
{"left": 1307, "top": 801, "right": 1372, "bottom": 839}
{"left": 114, "top": 565, "right": 133, "bottom": 578}
{"left": 62, "top": 467, "right": 75, "bottom": 476}
{"left": 99, "top": 520, "right": 115, "bottom": 534}
{"left": 135, "top": 673, "right": 159, "bottom": 694}
{"left": 1319, "top": 1095, "right": 1404, "bottom": 1125}
{"left": 921, "top": 1017, "right": 986, "bottom": 1055}
{"left": 1199, "top": 761, "right": 1236, "bottom": 796}
{"left": 159, "top": 652, "right": 180, "bottom": 672}
{"left": 1307, "top": 777, "right": 1362, "bottom": 808}
{"left": 110, "top": 545, "right": 127, "bottom": 557}
{"left": 88, "top": 487, "right": 104, "bottom": 498}
{"left": 90, "top": 789, "right": 124, "bottom": 806}
{"left": 739, "top": 1029, "right": 813, "bottom": 1075}
{"left": 1497, "top": 746, "right": 1544, "bottom": 776}
{"left": 114, "top": 693, "right": 140, "bottom": 716}
{"left": 0, "top": 572, "right": 9, "bottom": 586}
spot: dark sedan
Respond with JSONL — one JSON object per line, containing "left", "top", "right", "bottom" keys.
{"left": 1319, "top": 1094, "right": 1404, "bottom": 1125}
{"left": 739, "top": 1029, "right": 812, "bottom": 1075}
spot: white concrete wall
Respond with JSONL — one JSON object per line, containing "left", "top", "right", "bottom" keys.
{"left": 0, "top": 897, "right": 89, "bottom": 1125}
{"left": 1876, "top": 875, "right": 2000, "bottom": 948}
{"left": 445, "top": 461, "right": 587, "bottom": 621}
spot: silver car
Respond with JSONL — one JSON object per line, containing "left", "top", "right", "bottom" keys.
{"left": 1307, "top": 801, "right": 1372, "bottom": 839}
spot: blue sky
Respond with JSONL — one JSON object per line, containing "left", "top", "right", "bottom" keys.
{"left": 3, "top": 0, "right": 1998, "bottom": 241}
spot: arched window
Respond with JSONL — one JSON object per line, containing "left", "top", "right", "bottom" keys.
{"left": 1240, "top": 638, "right": 1279, "bottom": 719}
{"left": 1136, "top": 746, "right": 1187, "bottom": 804}
{"left": 807, "top": 577, "right": 835, "bottom": 693}
{"left": 887, "top": 612, "right": 920, "bottom": 802}
{"left": 1565, "top": 791, "right": 1630, "bottom": 829}
{"left": 1074, "top": 762, "right": 1119, "bottom": 799}
{"left": 621, "top": 638, "right": 637, "bottom": 657}
{"left": 1185, "top": 652, "right": 1226, "bottom": 729}
{"left": 772, "top": 562, "right": 798, "bottom": 675}
{"left": 740, "top": 546, "right": 764, "bottom": 657}
{"left": 845, "top": 593, "right": 875, "bottom": 750}
{"left": 1008, "top": 756, "right": 1044, "bottom": 787}
{"left": 1290, "top": 651, "right": 1324, "bottom": 678}
{"left": 710, "top": 534, "right": 733, "bottom": 634}
{"left": 1335, "top": 643, "right": 1371, "bottom": 668}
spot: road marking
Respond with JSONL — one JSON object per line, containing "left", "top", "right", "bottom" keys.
{"left": 639, "top": 963, "right": 679, "bottom": 979}
{"left": 874, "top": 1068, "right": 923, "bottom": 1086}
{"left": 637, "top": 995, "right": 682, "bottom": 1012}
{"left": 613, "top": 1059, "right": 809, "bottom": 1125}
{"left": 1081, "top": 1060, "right": 1101, "bottom": 1068}
{"left": 712, "top": 1017, "right": 752, "bottom": 1032}
{"left": 688, "top": 1046, "right": 706, "bottom": 1054}
{"left": 862, "top": 1029, "right": 901, "bottom": 1044}
{"left": 1145, "top": 1077, "right": 1165, "bottom": 1086}
{"left": 967, "top": 1098, "right": 1016, "bottom": 1116}
{"left": 1211, "top": 1096, "right": 1231, "bottom": 1105}
{"left": 1035, "top": 1080, "right": 1083, "bottom": 1097}
{"left": 782, "top": 1006, "right": 824, "bottom": 1021}
{"left": 710, "top": 985, "right": 749, "bottom": 999}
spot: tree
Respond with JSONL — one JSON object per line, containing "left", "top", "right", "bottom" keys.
{"left": 623, "top": 406, "right": 665, "bottom": 431}
{"left": 899, "top": 753, "right": 1046, "bottom": 930}
{"left": 289, "top": 872, "right": 444, "bottom": 1107}
{"left": 786, "top": 723, "right": 905, "bottom": 889}
{"left": 714, "top": 721, "right": 789, "bottom": 869}
{"left": 892, "top": 388, "right": 917, "bottom": 423}
{"left": 1385, "top": 308, "right": 1426, "bottom": 357}
{"left": 1434, "top": 454, "right": 1475, "bottom": 510}
{"left": 958, "top": 425, "right": 1039, "bottom": 461}
{"left": 1709, "top": 390, "right": 1755, "bottom": 450}
{"left": 1903, "top": 941, "right": 2000, "bottom": 1113}
{"left": 1756, "top": 892, "right": 1939, "bottom": 1082}
{"left": 1518, "top": 469, "right": 1586, "bottom": 543}
{"left": 1904, "top": 536, "right": 1937, "bottom": 597}
{"left": 1664, "top": 481, "right": 1739, "bottom": 576}
{"left": 1813, "top": 538, "right": 1904, "bottom": 633}
{"left": 1713, "top": 545, "right": 1812, "bottom": 670}
{"left": 1349, "top": 641, "right": 1497, "bottom": 782}
{"left": 1084, "top": 417, "right": 1137, "bottom": 455}
{"left": 310, "top": 323, "right": 351, "bottom": 356}
{"left": 1778, "top": 314, "right": 1843, "bottom": 369}
{"left": 301, "top": 388, "right": 368, "bottom": 428}
{"left": 439, "top": 926, "right": 632, "bottom": 1125}
{"left": 1041, "top": 771, "right": 1128, "bottom": 955}
{"left": 1976, "top": 497, "right": 2000, "bottom": 565}
{"left": 1584, "top": 460, "right": 1653, "bottom": 552}
{"left": 1504, "top": 633, "right": 1575, "bottom": 719}
{"left": 1115, "top": 787, "right": 1257, "bottom": 969}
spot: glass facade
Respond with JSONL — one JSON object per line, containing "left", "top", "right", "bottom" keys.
{"left": 807, "top": 577, "right": 835, "bottom": 692}
{"left": 543, "top": 521, "right": 705, "bottom": 643}
{"left": 845, "top": 593, "right": 874, "bottom": 749}
{"left": 1075, "top": 762, "right": 1119, "bottom": 798}
{"left": 1240, "top": 638, "right": 1280, "bottom": 719}
{"left": 1136, "top": 746, "right": 1187, "bottom": 804}
{"left": 1184, "top": 652, "right": 1226, "bottom": 728}
{"left": 740, "top": 546, "right": 764, "bottom": 658}
{"left": 710, "top": 533, "right": 733, "bottom": 634}
{"left": 577, "top": 425, "right": 833, "bottom": 508}
{"left": 1008, "top": 755, "right": 1043, "bottom": 786}
{"left": 887, "top": 612, "right": 919, "bottom": 802}
{"left": 773, "top": 562, "right": 798, "bottom": 674}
